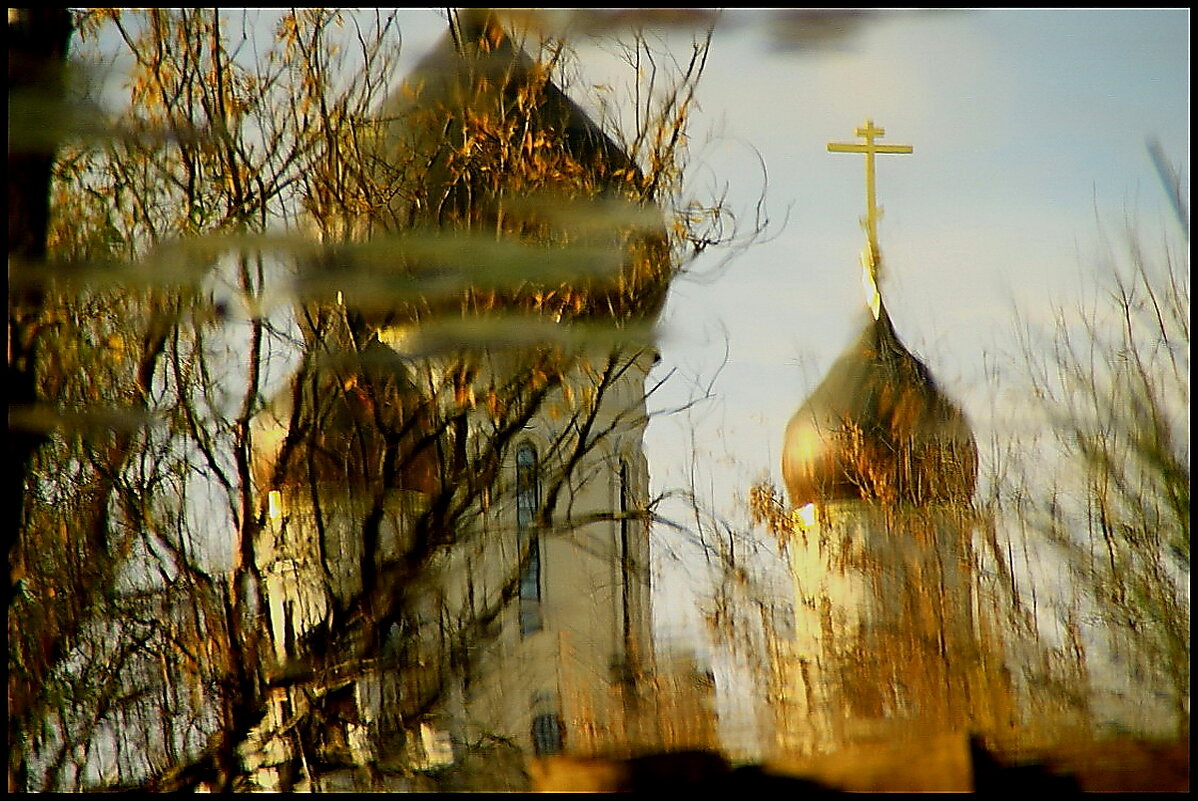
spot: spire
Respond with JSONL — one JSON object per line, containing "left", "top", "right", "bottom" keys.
{"left": 828, "top": 119, "right": 912, "bottom": 318}
{"left": 447, "top": 8, "right": 505, "bottom": 55}
{"left": 782, "top": 120, "right": 975, "bottom": 510}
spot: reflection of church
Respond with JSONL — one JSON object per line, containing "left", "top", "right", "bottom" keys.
{"left": 775, "top": 121, "right": 1013, "bottom": 755}
{"left": 246, "top": 10, "right": 1015, "bottom": 782}
{"left": 247, "top": 10, "right": 682, "bottom": 788}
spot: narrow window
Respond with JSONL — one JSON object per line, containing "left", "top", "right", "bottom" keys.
{"left": 516, "top": 443, "right": 542, "bottom": 635}
{"left": 531, "top": 712, "right": 565, "bottom": 756}
{"left": 516, "top": 444, "right": 538, "bottom": 529}
{"left": 618, "top": 460, "right": 633, "bottom": 665}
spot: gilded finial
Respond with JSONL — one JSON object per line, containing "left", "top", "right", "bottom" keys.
{"left": 828, "top": 119, "right": 912, "bottom": 318}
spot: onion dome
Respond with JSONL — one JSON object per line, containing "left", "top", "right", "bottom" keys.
{"left": 390, "top": 8, "right": 640, "bottom": 190}
{"left": 258, "top": 338, "right": 439, "bottom": 496}
{"left": 782, "top": 302, "right": 976, "bottom": 508}
{"left": 331, "top": 8, "right": 672, "bottom": 327}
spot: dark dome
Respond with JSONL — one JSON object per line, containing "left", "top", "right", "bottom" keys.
{"left": 344, "top": 9, "right": 672, "bottom": 327}
{"left": 782, "top": 303, "right": 976, "bottom": 508}
{"left": 387, "top": 9, "right": 639, "bottom": 185}
{"left": 262, "top": 338, "right": 439, "bottom": 496}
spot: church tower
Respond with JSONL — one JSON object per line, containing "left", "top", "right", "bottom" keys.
{"left": 778, "top": 121, "right": 1006, "bottom": 753}
{"left": 249, "top": 10, "right": 668, "bottom": 787}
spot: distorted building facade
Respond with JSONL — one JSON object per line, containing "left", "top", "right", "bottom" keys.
{"left": 247, "top": 10, "right": 669, "bottom": 786}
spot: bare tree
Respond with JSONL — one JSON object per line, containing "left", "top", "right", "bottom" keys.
{"left": 1003, "top": 180, "right": 1189, "bottom": 739}
{"left": 10, "top": 8, "right": 751, "bottom": 792}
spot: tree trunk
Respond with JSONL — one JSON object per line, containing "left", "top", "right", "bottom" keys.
{"left": 7, "top": 7, "right": 74, "bottom": 793}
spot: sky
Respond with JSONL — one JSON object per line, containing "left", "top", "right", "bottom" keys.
{"left": 310, "top": 9, "right": 1192, "bottom": 647}
{"left": 632, "top": 8, "right": 1191, "bottom": 632}
{"left": 84, "top": 5, "right": 1188, "bottom": 632}
{"left": 76, "top": 6, "right": 1189, "bottom": 756}
{"left": 625, "top": 9, "right": 1189, "bottom": 489}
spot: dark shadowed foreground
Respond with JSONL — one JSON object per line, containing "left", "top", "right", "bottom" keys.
{"left": 531, "top": 735, "right": 1188, "bottom": 793}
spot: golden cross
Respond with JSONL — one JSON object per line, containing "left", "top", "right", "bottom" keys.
{"left": 827, "top": 119, "right": 912, "bottom": 263}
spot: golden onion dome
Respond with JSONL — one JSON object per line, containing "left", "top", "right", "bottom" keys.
{"left": 782, "top": 302, "right": 976, "bottom": 508}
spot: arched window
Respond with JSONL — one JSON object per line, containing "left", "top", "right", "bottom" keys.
{"left": 516, "top": 443, "right": 538, "bottom": 531}
{"left": 516, "top": 443, "right": 542, "bottom": 635}
{"left": 531, "top": 712, "right": 564, "bottom": 756}
{"left": 618, "top": 459, "right": 632, "bottom": 663}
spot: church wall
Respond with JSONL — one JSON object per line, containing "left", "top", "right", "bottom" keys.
{"left": 248, "top": 344, "right": 660, "bottom": 768}
{"left": 780, "top": 499, "right": 1000, "bottom": 755}
{"left": 449, "top": 348, "right": 657, "bottom": 759}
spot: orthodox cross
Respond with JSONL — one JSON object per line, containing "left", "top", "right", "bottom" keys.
{"left": 827, "top": 119, "right": 912, "bottom": 270}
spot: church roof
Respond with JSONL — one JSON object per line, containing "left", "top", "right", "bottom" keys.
{"left": 357, "top": 8, "right": 671, "bottom": 325}
{"left": 388, "top": 9, "right": 638, "bottom": 187}
{"left": 782, "top": 301, "right": 977, "bottom": 508}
